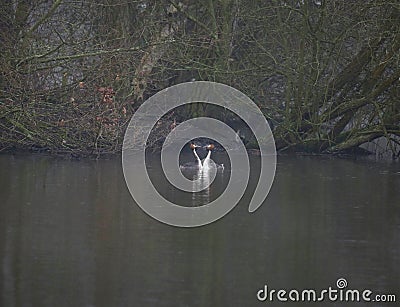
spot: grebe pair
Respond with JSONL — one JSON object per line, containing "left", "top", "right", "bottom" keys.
{"left": 180, "top": 143, "right": 224, "bottom": 171}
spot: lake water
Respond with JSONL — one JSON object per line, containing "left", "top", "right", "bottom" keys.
{"left": 0, "top": 154, "right": 399, "bottom": 306}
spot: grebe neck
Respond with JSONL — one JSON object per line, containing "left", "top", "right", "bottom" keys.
{"left": 193, "top": 148, "right": 202, "bottom": 168}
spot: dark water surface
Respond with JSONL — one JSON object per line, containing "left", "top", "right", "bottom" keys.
{"left": 0, "top": 154, "right": 399, "bottom": 307}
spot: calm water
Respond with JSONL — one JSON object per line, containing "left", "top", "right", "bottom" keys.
{"left": 0, "top": 154, "right": 399, "bottom": 307}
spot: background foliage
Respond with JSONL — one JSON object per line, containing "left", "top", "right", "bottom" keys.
{"left": 1, "top": 0, "right": 399, "bottom": 157}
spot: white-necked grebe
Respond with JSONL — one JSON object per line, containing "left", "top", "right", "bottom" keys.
{"left": 180, "top": 143, "right": 224, "bottom": 171}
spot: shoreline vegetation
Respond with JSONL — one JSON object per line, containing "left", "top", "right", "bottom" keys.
{"left": 1, "top": 1, "right": 399, "bottom": 159}
{"left": 0, "top": 139, "right": 381, "bottom": 161}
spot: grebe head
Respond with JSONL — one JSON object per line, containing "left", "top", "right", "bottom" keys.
{"left": 205, "top": 144, "right": 215, "bottom": 150}
{"left": 190, "top": 143, "right": 201, "bottom": 150}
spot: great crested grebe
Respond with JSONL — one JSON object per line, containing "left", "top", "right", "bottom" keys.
{"left": 180, "top": 143, "right": 224, "bottom": 171}
{"left": 179, "top": 143, "right": 203, "bottom": 170}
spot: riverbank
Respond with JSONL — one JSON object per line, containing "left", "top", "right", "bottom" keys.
{"left": 1, "top": 144, "right": 391, "bottom": 163}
